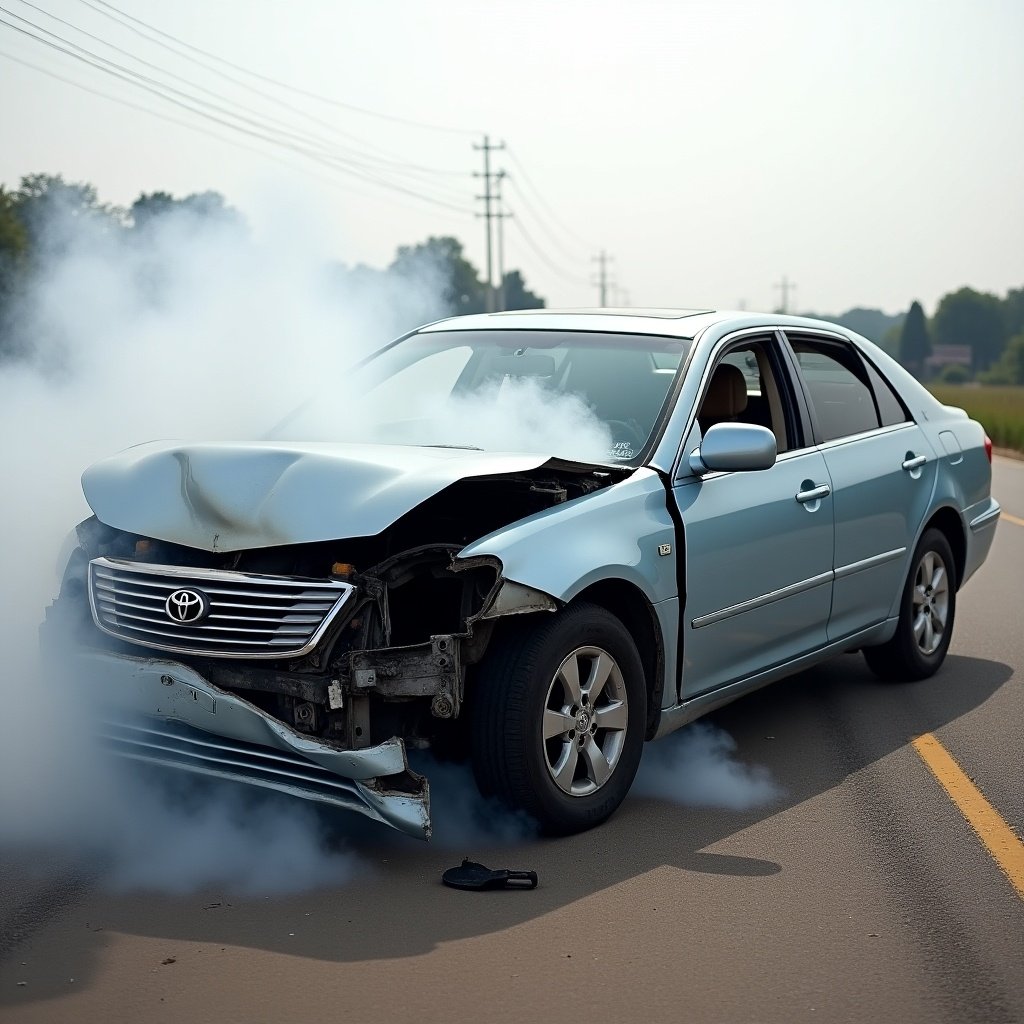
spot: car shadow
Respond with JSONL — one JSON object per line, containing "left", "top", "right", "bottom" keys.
{"left": 0, "top": 651, "right": 1012, "bottom": 1005}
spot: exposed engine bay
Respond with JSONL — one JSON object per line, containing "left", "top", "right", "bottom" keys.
{"left": 49, "top": 462, "right": 624, "bottom": 778}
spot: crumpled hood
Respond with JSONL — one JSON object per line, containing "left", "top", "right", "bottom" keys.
{"left": 81, "top": 440, "right": 558, "bottom": 552}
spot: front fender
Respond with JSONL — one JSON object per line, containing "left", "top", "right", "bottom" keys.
{"left": 457, "top": 468, "right": 677, "bottom": 606}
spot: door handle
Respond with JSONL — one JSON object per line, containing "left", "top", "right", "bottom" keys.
{"left": 902, "top": 454, "right": 928, "bottom": 471}
{"left": 796, "top": 484, "right": 831, "bottom": 504}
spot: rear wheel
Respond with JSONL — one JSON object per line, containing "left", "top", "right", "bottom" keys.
{"left": 863, "top": 527, "right": 956, "bottom": 681}
{"left": 471, "top": 602, "right": 646, "bottom": 834}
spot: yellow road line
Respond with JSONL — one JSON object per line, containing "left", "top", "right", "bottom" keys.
{"left": 912, "top": 734, "right": 1024, "bottom": 901}
{"left": 1001, "top": 511, "right": 1024, "bottom": 528}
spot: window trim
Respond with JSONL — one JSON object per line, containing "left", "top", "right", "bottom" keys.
{"left": 780, "top": 329, "right": 915, "bottom": 446}
{"left": 672, "top": 328, "right": 808, "bottom": 481}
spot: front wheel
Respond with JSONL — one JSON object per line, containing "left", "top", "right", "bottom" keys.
{"left": 471, "top": 602, "right": 646, "bottom": 835}
{"left": 863, "top": 527, "right": 957, "bottom": 681}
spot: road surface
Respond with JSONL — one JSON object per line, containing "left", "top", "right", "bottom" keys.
{"left": 2, "top": 457, "right": 1022, "bottom": 1024}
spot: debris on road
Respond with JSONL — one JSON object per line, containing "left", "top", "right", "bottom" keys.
{"left": 442, "top": 859, "right": 538, "bottom": 891}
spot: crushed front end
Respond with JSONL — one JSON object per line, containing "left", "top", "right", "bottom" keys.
{"left": 45, "top": 459, "right": 618, "bottom": 839}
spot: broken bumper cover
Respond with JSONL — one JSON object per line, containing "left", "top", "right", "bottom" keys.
{"left": 74, "top": 650, "right": 431, "bottom": 839}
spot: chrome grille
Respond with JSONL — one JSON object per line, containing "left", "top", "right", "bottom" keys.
{"left": 88, "top": 556, "right": 354, "bottom": 658}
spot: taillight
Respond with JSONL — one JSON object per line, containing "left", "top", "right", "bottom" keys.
{"left": 984, "top": 433, "right": 993, "bottom": 464}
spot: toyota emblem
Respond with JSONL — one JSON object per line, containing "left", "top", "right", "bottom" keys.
{"left": 165, "top": 589, "right": 210, "bottom": 624}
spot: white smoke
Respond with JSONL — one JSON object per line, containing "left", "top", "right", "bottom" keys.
{"left": 635, "top": 722, "right": 784, "bottom": 811}
{"left": 0, "top": 188, "right": 776, "bottom": 898}
{"left": 0, "top": 193, "right": 441, "bottom": 894}
{"left": 0, "top": 186, "right": 621, "bottom": 894}
{"left": 403, "top": 376, "right": 614, "bottom": 461}
{"left": 411, "top": 755, "right": 538, "bottom": 847}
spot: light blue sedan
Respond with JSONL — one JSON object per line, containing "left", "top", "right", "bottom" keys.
{"left": 54, "top": 309, "right": 1000, "bottom": 838}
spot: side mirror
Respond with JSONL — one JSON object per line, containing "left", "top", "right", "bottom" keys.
{"left": 688, "top": 423, "right": 777, "bottom": 476}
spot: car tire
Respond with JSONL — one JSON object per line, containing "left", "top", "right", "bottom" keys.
{"left": 863, "top": 527, "right": 957, "bottom": 682}
{"left": 471, "top": 602, "right": 646, "bottom": 835}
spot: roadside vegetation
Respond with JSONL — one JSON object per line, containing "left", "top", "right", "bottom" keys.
{"left": 928, "top": 386, "right": 1024, "bottom": 454}
{"left": 2, "top": 173, "right": 1022, "bottom": 457}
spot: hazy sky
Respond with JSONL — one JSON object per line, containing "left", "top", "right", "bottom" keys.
{"left": 1, "top": 0, "right": 1021, "bottom": 315}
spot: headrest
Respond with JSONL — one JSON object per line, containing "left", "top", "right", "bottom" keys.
{"left": 700, "top": 363, "right": 748, "bottom": 419}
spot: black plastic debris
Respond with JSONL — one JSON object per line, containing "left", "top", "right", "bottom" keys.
{"left": 442, "top": 858, "right": 538, "bottom": 891}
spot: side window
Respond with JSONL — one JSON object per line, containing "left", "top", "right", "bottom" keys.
{"left": 864, "top": 360, "right": 910, "bottom": 427}
{"left": 696, "top": 338, "right": 799, "bottom": 453}
{"left": 789, "top": 338, "right": 881, "bottom": 442}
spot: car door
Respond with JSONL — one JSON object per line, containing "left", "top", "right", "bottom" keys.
{"left": 672, "top": 332, "right": 835, "bottom": 699}
{"left": 783, "top": 332, "right": 939, "bottom": 641}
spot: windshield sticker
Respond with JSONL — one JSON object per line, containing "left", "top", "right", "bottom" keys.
{"left": 610, "top": 441, "right": 635, "bottom": 460}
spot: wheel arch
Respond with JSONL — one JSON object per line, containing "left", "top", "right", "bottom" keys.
{"left": 569, "top": 578, "right": 665, "bottom": 739}
{"left": 922, "top": 505, "right": 966, "bottom": 590}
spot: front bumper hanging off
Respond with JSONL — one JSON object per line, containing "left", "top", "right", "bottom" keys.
{"left": 73, "top": 650, "right": 431, "bottom": 839}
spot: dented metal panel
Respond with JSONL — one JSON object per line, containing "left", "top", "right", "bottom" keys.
{"left": 75, "top": 648, "right": 430, "bottom": 837}
{"left": 457, "top": 468, "right": 678, "bottom": 607}
{"left": 81, "top": 441, "right": 560, "bottom": 553}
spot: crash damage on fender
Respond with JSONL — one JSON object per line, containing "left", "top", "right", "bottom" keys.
{"left": 47, "top": 439, "right": 631, "bottom": 839}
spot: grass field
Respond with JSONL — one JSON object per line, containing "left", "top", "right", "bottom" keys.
{"left": 929, "top": 385, "right": 1024, "bottom": 453}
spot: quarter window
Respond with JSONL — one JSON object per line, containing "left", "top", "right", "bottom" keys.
{"left": 864, "top": 360, "right": 910, "bottom": 427}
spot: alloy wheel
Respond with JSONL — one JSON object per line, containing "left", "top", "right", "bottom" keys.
{"left": 912, "top": 549, "right": 950, "bottom": 656}
{"left": 542, "top": 645, "right": 628, "bottom": 797}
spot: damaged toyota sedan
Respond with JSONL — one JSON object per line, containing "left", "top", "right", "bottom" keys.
{"left": 46, "top": 309, "right": 1000, "bottom": 839}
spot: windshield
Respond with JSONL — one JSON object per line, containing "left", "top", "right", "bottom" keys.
{"left": 276, "top": 329, "right": 690, "bottom": 464}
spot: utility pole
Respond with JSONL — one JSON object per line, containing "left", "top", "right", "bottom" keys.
{"left": 774, "top": 275, "right": 796, "bottom": 314}
{"left": 494, "top": 170, "right": 512, "bottom": 311}
{"left": 473, "top": 135, "right": 505, "bottom": 313}
{"left": 592, "top": 250, "right": 614, "bottom": 306}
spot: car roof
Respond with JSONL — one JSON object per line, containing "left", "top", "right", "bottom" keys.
{"left": 416, "top": 308, "right": 858, "bottom": 341}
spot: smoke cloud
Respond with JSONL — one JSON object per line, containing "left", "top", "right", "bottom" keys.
{"left": 0, "top": 194, "right": 429, "bottom": 894}
{"left": 0, "top": 187, "right": 612, "bottom": 894}
{"left": 635, "top": 722, "right": 784, "bottom": 811}
{"left": 0, "top": 188, "right": 777, "bottom": 898}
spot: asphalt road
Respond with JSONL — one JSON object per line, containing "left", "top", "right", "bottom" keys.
{"left": 2, "top": 457, "right": 1022, "bottom": 1024}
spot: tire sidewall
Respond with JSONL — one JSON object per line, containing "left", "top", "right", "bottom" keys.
{"left": 895, "top": 528, "right": 957, "bottom": 678}
{"left": 517, "top": 605, "right": 646, "bottom": 833}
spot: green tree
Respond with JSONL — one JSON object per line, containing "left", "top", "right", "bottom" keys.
{"left": 1001, "top": 287, "right": 1024, "bottom": 339}
{"left": 931, "top": 286, "right": 1006, "bottom": 373}
{"left": 130, "top": 190, "right": 243, "bottom": 232}
{"left": 389, "top": 236, "right": 487, "bottom": 316}
{"left": 980, "top": 333, "right": 1024, "bottom": 385}
{"left": 0, "top": 186, "right": 29, "bottom": 359}
{"left": 834, "top": 307, "right": 904, "bottom": 345}
{"left": 898, "top": 300, "right": 931, "bottom": 379}
{"left": 501, "top": 269, "right": 544, "bottom": 310}
{"left": 13, "top": 173, "right": 122, "bottom": 252}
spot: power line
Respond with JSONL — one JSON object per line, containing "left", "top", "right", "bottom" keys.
{"left": 0, "top": 45, "right": 425, "bottom": 212}
{"left": 9, "top": 0, "right": 471, "bottom": 205}
{"left": 504, "top": 175, "right": 588, "bottom": 264}
{"left": 69, "top": 0, "right": 471, "bottom": 181}
{"left": 509, "top": 217, "right": 589, "bottom": 287}
{"left": 85, "top": 0, "right": 482, "bottom": 137}
{"left": 505, "top": 147, "right": 600, "bottom": 251}
{"left": 0, "top": 9, "right": 475, "bottom": 215}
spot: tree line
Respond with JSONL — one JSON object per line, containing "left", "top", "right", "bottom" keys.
{"left": 2, "top": 172, "right": 1021, "bottom": 384}
{"left": 0, "top": 172, "right": 544, "bottom": 363}
{"left": 894, "top": 288, "right": 1024, "bottom": 386}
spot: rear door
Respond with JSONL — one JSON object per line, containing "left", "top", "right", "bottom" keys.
{"left": 782, "top": 332, "right": 938, "bottom": 640}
